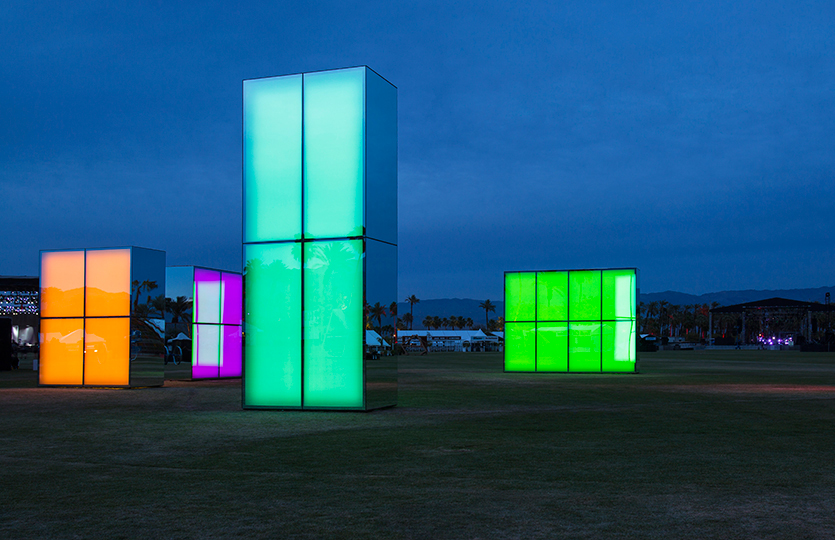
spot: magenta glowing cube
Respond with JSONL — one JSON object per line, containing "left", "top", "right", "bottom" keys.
{"left": 166, "top": 266, "right": 242, "bottom": 379}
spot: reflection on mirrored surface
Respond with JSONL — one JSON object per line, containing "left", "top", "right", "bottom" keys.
{"left": 40, "top": 250, "right": 85, "bottom": 318}
{"left": 364, "top": 239, "right": 397, "bottom": 410}
{"left": 39, "top": 318, "right": 84, "bottom": 385}
{"left": 130, "top": 247, "right": 166, "bottom": 320}
{"left": 365, "top": 68, "right": 397, "bottom": 245}
{"left": 130, "top": 317, "right": 165, "bottom": 386}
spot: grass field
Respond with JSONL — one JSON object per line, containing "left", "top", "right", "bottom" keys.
{"left": 1, "top": 350, "right": 834, "bottom": 539}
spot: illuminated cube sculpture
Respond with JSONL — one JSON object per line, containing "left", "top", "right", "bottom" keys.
{"left": 39, "top": 247, "right": 166, "bottom": 387}
{"left": 165, "top": 266, "right": 242, "bottom": 380}
{"left": 504, "top": 268, "right": 638, "bottom": 373}
{"left": 243, "top": 66, "right": 397, "bottom": 410}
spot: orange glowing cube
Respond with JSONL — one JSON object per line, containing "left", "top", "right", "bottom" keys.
{"left": 39, "top": 247, "right": 166, "bottom": 387}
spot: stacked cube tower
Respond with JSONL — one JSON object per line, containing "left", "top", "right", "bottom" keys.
{"left": 39, "top": 247, "right": 166, "bottom": 387}
{"left": 504, "top": 268, "right": 639, "bottom": 373}
{"left": 242, "top": 66, "right": 397, "bottom": 410}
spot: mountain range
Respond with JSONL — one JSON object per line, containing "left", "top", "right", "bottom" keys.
{"left": 397, "top": 286, "right": 835, "bottom": 328}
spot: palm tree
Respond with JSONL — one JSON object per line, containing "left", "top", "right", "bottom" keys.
{"left": 422, "top": 315, "right": 433, "bottom": 330}
{"left": 466, "top": 317, "right": 473, "bottom": 329}
{"left": 441, "top": 317, "right": 450, "bottom": 330}
{"left": 402, "top": 313, "right": 413, "bottom": 330}
{"left": 369, "top": 302, "right": 387, "bottom": 331}
{"left": 405, "top": 295, "right": 420, "bottom": 327}
{"left": 479, "top": 299, "right": 496, "bottom": 326}
{"left": 432, "top": 316, "right": 441, "bottom": 330}
{"left": 389, "top": 301, "right": 398, "bottom": 329}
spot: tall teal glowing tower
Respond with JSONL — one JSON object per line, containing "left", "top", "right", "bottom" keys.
{"left": 504, "top": 268, "right": 638, "bottom": 373}
{"left": 243, "top": 66, "right": 397, "bottom": 410}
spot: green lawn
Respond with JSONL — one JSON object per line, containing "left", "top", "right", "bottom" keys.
{"left": 1, "top": 350, "right": 834, "bottom": 539}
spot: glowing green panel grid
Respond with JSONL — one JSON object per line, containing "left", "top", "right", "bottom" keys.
{"left": 504, "top": 322, "right": 535, "bottom": 371}
{"left": 602, "top": 269, "right": 636, "bottom": 320}
{"left": 303, "top": 68, "right": 364, "bottom": 239}
{"left": 536, "top": 322, "right": 568, "bottom": 371}
{"left": 569, "top": 270, "right": 601, "bottom": 321}
{"left": 505, "top": 272, "right": 536, "bottom": 322}
{"left": 303, "top": 240, "right": 364, "bottom": 408}
{"left": 243, "top": 243, "right": 302, "bottom": 407}
{"left": 536, "top": 271, "right": 568, "bottom": 321}
{"left": 602, "top": 321, "right": 637, "bottom": 372}
{"left": 569, "top": 322, "right": 601, "bottom": 372}
{"left": 243, "top": 75, "right": 302, "bottom": 242}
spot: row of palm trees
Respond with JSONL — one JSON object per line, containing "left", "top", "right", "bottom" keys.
{"left": 365, "top": 296, "right": 503, "bottom": 334}
{"left": 639, "top": 301, "right": 719, "bottom": 339}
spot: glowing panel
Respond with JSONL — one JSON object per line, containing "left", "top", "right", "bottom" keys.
{"left": 537, "top": 271, "right": 568, "bottom": 321}
{"left": 569, "top": 322, "right": 601, "bottom": 372}
{"left": 537, "top": 322, "right": 568, "bottom": 371}
{"left": 303, "top": 68, "right": 365, "bottom": 239}
{"left": 505, "top": 272, "right": 535, "bottom": 322}
{"left": 243, "top": 74, "right": 302, "bottom": 242}
{"left": 39, "top": 318, "right": 84, "bottom": 385}
{"left": 569, "top": 270, "right": 601, "bottom": 321}
{"left": 194, "top": 268, "right": 221, "bottom": 324}
{"left": 83, "top": 317, "right": 130, "bottom": 386}
{"left": 303, "top": 240, "right": 363, "bottom": 408}
{"left": 504, "top": 322, "right": 535, "bottom": 371}
{"left": 40, "top": 251, "right": 84, "bottom": 318}
{"left": 602, "top": 321, "right": 637, "bottom": 372}
{"left": 220, "top": 324, "right": 243, "bottom": 378}
{"left": 602, "top": 269, "right": 636, "bottom": 320}
{"left": 243, "top": 243, "right": 302, "bottom": 407}
{"left": 221, "top": 272, "right": 243, "bottom": 325}
{"left": 85, "top": 249, "right": 131, "bottom": 317}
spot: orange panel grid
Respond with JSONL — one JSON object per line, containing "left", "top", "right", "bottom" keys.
{"left": 85, "top": 249, "right": 131, "bottom": 317}
{"left": 40, "top": 251, "right": 85, "bottom": 318}
{"left": 39, "top": 318, "right": 85, "bottom": 385}
{"left": 83, "top": 318, "right": 130, "bottom": 386}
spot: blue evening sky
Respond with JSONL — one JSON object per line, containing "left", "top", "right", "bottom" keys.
{"left": 1, "top": 0, "right": 833, "bottom": 299}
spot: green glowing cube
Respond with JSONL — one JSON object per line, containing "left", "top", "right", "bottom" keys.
{"left": 503, "top": 268, "right": 638, "bottom": 373}
{"left": 243, "top": 67, "right": 397, "bottom": 410}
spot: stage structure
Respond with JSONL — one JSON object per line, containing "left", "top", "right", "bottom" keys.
{"left": 243, "top": 66, "right": 397, "bottom": 410}
{"left": 39, "top": 247, "right": 166, "bottom": 387}
{"left": 504, "top": 268, "right": 638, "bottom": 373}
{"left": 165, "top": 266, "right": 242, "bottom": 380}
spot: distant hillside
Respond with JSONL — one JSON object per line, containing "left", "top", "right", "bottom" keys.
{"left": 640, "top": 286, "right": 835, "bottom": 307}
{"left": 398, "top": 286, "right": 835, "bottom": 325}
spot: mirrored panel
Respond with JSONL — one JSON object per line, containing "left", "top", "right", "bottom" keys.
{"left": 129, "top": 317, "right": 165, "bottom": 387}
{"left": 303, "top": 239, "right": 363, "bottom": 408}
{"left": 303, "top": 68, "right": 365, "bottom": 239}
{"left": 243, "top": 243, "right": 302, "bottom": 408}
{"left": 130, "top": 247, "right": 166, "bottom": 319}
{"left": 39, "top": 318, "right": 84, "bottom": 385}
{"left": 364, "top": 239, "right": 397, "bottom": 410}
{"left": 85, "top": 249, "right": 131, "bottom": 317}
{"left": 243, "top": 74, "right": 303, "bottom": 242}
{"left": 40, "top": 250, "right": 85, "bottom": 318}
{"left": 365, "top": 68, "right": 397, "bottom": 245}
